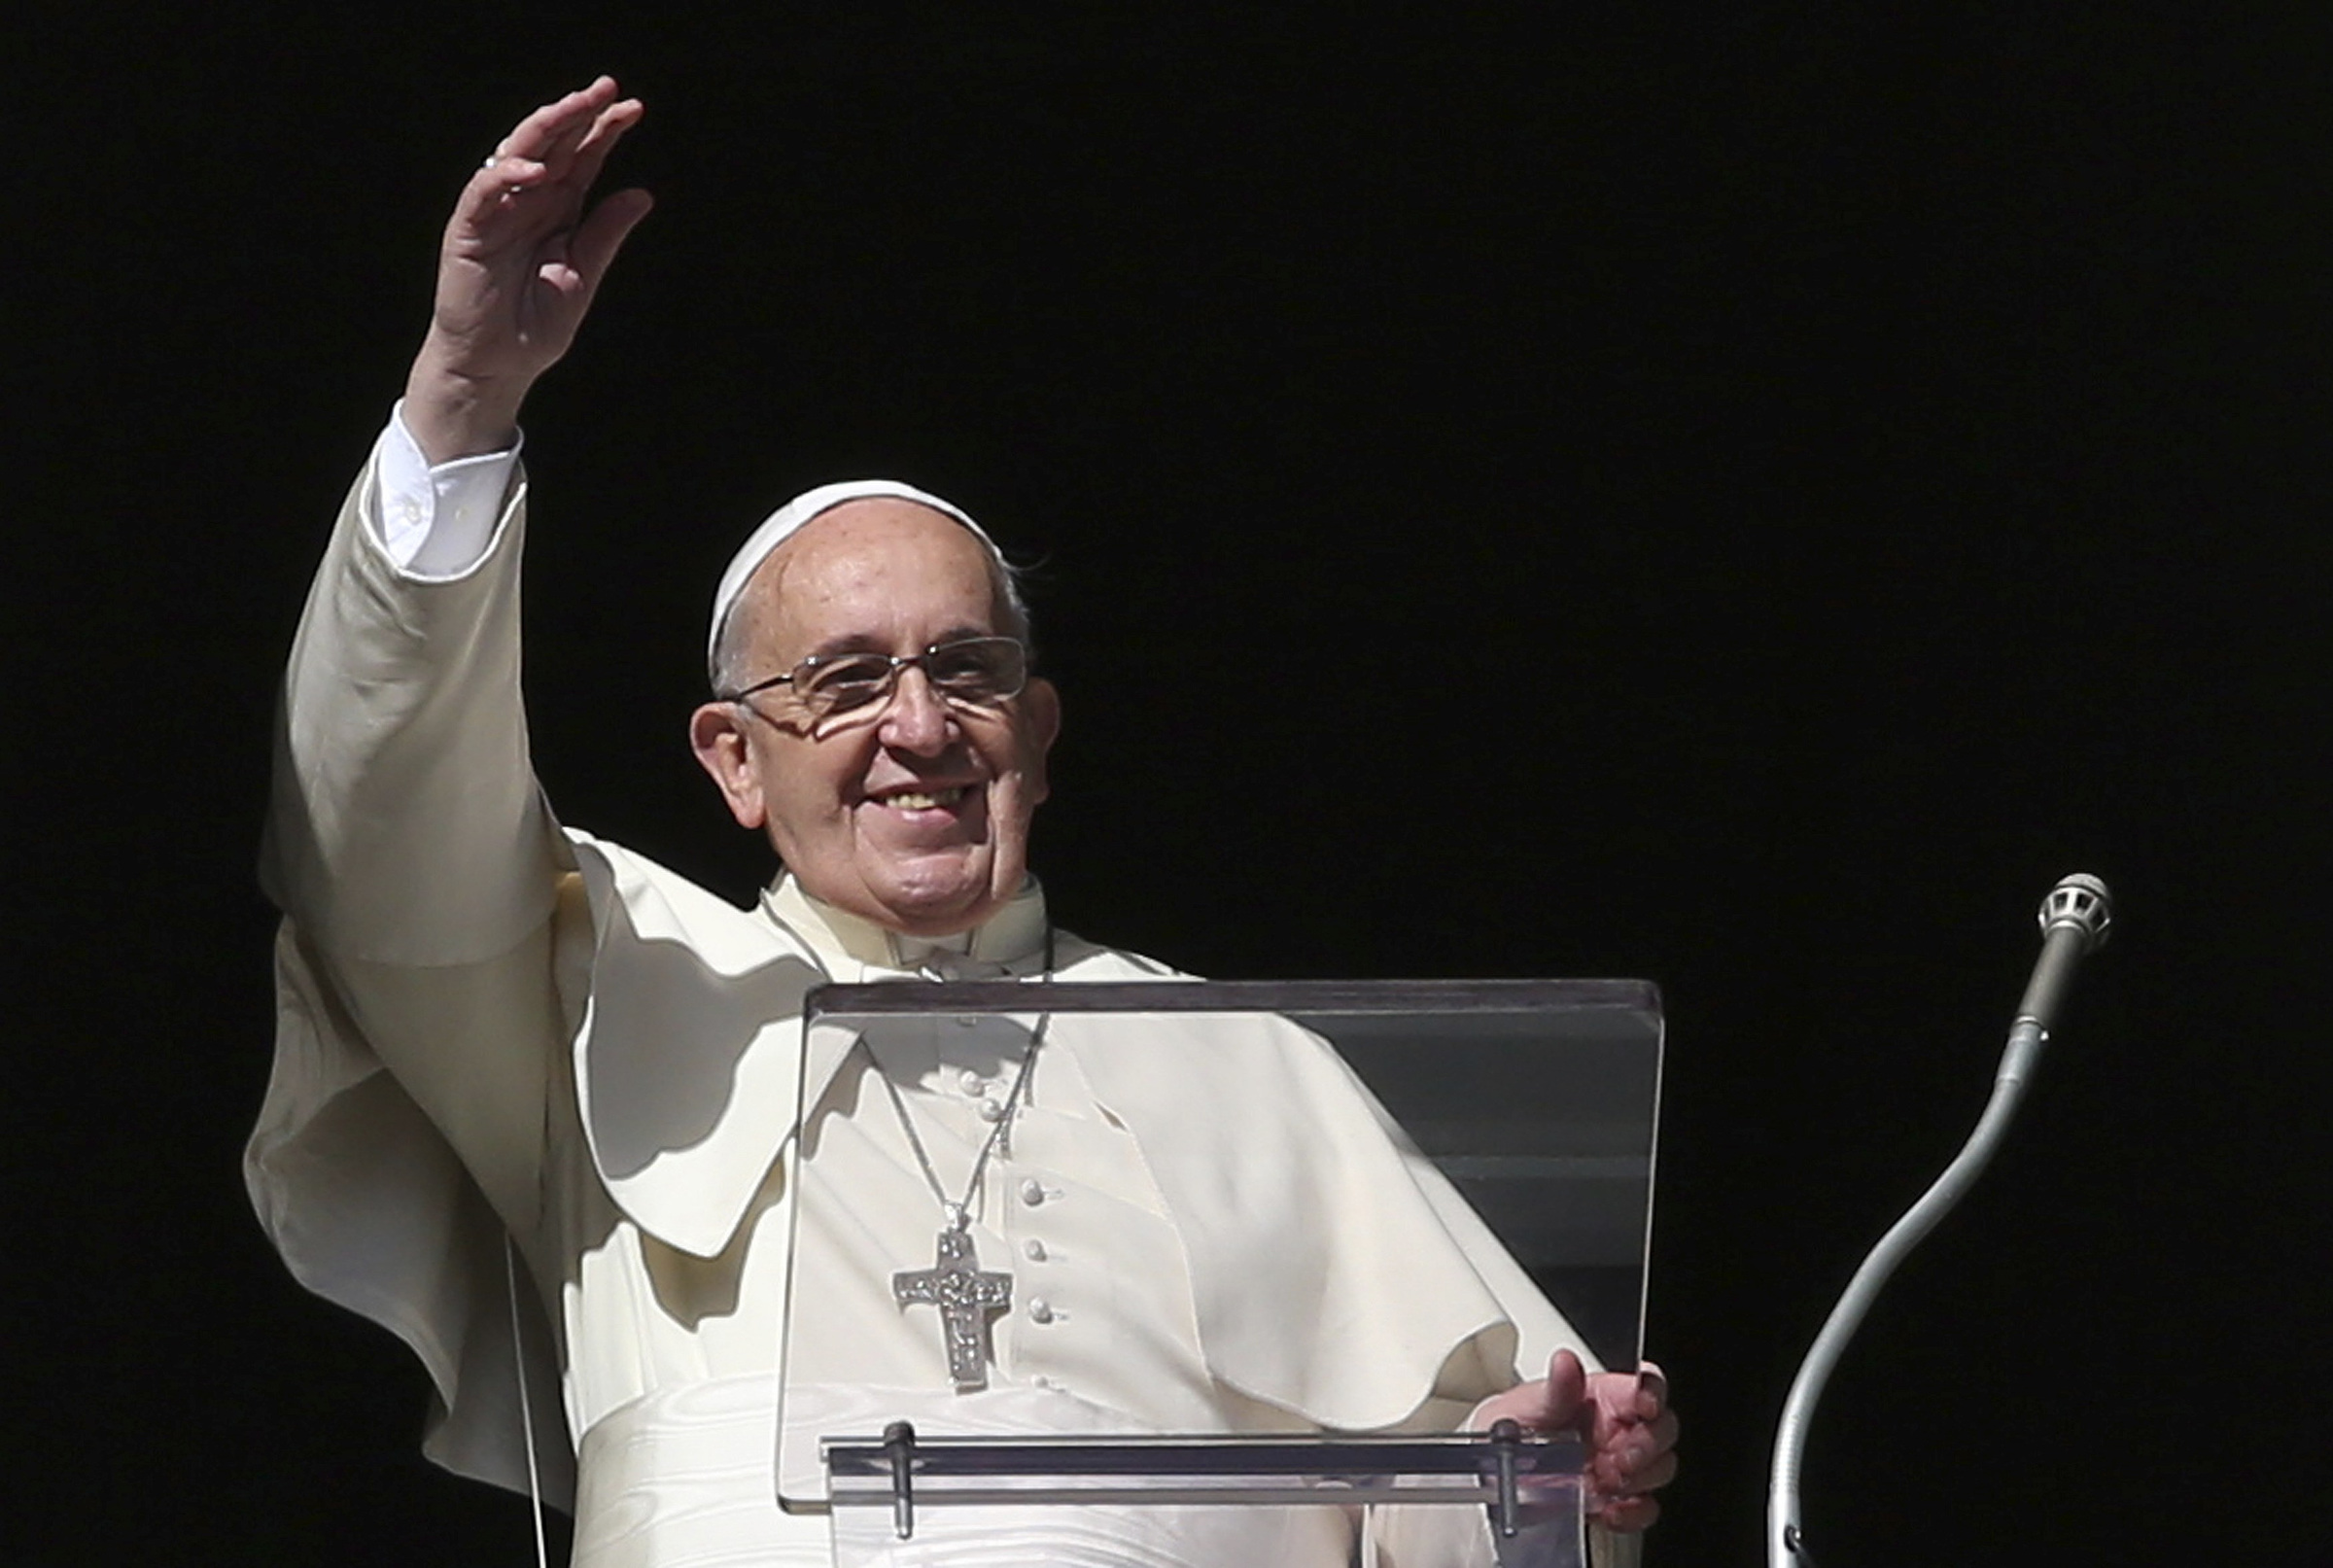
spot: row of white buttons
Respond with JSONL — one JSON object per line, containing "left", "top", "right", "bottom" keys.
{"left": 1019, "top": 1182, "right": 1061, "bottom": 1326}
{"left": 958, "top": 1066, "right": 1026, "bottom": 1124}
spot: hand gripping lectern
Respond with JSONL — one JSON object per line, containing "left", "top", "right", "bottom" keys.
{"left": 771, "top": 978, "right": 1662, "bottom": 1568}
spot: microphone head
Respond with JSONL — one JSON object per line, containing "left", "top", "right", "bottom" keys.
{"left": 2037, "top": 873, "right": 2113, "bottom": 952}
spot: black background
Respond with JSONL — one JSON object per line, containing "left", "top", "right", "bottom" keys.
{"left": 14, "top": 3, "right": 2329, "bottom": 1563}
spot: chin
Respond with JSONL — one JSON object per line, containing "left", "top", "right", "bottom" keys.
{"left": 877, "top": 895, "right": 995, "bottom": 939}
{"left": 868, "top": 864, "right": 1006, "bottom": 937}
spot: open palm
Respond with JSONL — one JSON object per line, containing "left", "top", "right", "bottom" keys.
{"left": 405, "top": 78, "right": 650, "bottom": 459}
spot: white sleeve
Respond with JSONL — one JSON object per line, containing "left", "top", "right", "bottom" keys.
{"left": 371, "top": 401, "right": 525, "bottom": 577}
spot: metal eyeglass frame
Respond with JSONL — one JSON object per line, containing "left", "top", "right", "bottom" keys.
{"left": 717, "top": 636, "right": 1030, "bottom": 727}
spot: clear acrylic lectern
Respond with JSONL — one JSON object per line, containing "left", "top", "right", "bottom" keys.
{"left": 773, "top": 978, "right": 1662, "bottom": 1567}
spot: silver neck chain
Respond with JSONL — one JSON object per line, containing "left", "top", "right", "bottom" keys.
{"left": 879, "top": 927, "right": 1057, "bottom": 1233}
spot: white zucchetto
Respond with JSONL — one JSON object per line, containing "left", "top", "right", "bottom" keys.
{"left": 707, "top": 479, "right": 1003, "bottom": 681}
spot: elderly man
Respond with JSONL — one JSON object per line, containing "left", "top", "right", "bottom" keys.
{"left": 251, "top": 79, "right": 1676, "bottom": 1566}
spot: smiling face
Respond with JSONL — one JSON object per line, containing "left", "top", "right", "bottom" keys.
{"left": 689, "top": 499, "right": 1060, "bottom": 938}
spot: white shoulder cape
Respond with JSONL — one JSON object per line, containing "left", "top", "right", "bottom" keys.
{"left": 254, "top": 834, "right": 1579, "bottom": 1507}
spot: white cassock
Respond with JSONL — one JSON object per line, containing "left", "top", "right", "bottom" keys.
{"left": 249, "top": 426, "right": 1624, "bottom": 1567}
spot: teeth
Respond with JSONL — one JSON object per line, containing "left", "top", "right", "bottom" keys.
{"left": 882, "top": 787, "right": 965, "bottom": 810}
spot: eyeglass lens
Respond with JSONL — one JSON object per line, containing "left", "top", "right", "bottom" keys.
{"left": 799, "top": 638, "right": 1027, "bottom": 716}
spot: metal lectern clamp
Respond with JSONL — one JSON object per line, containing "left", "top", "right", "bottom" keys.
{"left": 883, "top": 1420, "right": 917, "bottom": 1539}
{"left": 1488, "top": 1418, "right": 1524, "bottom": 1539}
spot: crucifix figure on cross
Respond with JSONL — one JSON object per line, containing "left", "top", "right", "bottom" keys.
{"left": 892, "top": 1215, "right": 1014, "bottom": 1390}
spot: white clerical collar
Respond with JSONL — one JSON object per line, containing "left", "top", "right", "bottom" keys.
{"left": 758, "top": 873, "right": 1050, "bottom": 977}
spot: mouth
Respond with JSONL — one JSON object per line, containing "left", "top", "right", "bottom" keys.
{"left": 866, "top": 784, "right": 972, "bottom": 812}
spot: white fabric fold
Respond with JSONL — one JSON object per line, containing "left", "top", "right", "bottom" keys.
{"left": 561, "top": 839, "right": 1579, "bottom": 1427}
{"left": 567, "top": 832, "right": 824, "bottom": 1256}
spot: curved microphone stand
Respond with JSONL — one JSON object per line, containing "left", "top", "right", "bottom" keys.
{"left": 1767, "top": 874, "right": 2112, "bottom": 1568}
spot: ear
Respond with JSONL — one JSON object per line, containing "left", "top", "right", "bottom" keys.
{"left": 1020, "top": 677, "right": 1062, "bottom": 805}
{"left": 689, "top": 702, "right": 768, "bottom": 829}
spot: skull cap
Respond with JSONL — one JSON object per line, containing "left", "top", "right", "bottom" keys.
{"left": 707, "top": 479, "right": 1001, "bottom": 682}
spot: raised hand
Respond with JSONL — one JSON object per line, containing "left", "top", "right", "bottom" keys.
{"left": 403, "top": 78, "right": 652, "bottom": 463}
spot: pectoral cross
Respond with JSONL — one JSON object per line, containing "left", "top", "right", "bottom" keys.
{"left": 892, "top": 1214, "right": 1012, "bottom": 1390}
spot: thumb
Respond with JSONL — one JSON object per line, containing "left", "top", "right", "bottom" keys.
{"left": 1469, "top": 1345, "right": 1591, "bottom": 1433}
{"left": 1536, "top": 1346, "right": 1587, "bottom": 1430}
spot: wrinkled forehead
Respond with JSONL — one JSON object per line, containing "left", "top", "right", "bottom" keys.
{"left": 708, "top": 479, "right": 1004, "bottom": 670}
{"left": 754, "top": 501, "right": 1007, "bottom": 640}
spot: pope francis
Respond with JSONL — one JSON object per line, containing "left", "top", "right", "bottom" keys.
{"left": 250, "top": 78, "right": 1678, "bottom": 1568}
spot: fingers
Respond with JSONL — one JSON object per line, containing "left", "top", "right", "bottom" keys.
{"left": 452, "top": 85, "right": 644, "bottom": 258}
{"left": 494, "top": 77, "right": 625, "bottom": 167}
{"left": 1591, "top": 1410, "right": 1678, "bottom": 1487}
{"left": 523, "top": 95, "right": 643, "bottom": 206}
{"left": 467, "top": 81, "right": 639, "bottom": 215}
{"left": 1633, "top": 1358, "right": 1668, "bottom": 1422}
{"left": 1586, "top": 1400, "right": 1680, "bottom": 1483}
{"left": 1583, "top": 1363, "right": 1668, "bottom": 1448}
{"left": 535, "top": 89, "right": 643, "bottom": 192}
{"left": 1467, "top": 1354, "right": 1677, "bottom": 1537}
{"left": 463, "top": 154, "right": 547, "bottom": 213}
{"left": 1582, "top": 1363, "right": 1679, "bottom": 1521}
{"left": 1586, "top": 1427, "right": 1661, "bottom": 1493}
{"left": 569, "top": 95, "right": 646, "bottom": 186}
{"left": 1585, "top": 1361, "right": 1662, "bottom": 1413}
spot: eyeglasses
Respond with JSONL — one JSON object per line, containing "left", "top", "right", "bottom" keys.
{"left": 720, "top": 636, "right": 1030, "bottom": 730}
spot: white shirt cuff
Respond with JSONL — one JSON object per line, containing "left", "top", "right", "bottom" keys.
{"left": 372, "top": 401, "right": 523, "bottom": 577}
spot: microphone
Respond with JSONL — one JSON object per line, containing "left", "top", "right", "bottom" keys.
{"left": 1768, "top": 873, "right": 2115, "bottom": 1568}
{"left": 2014, "top": 872, "right": 2114, "bottom": 1037}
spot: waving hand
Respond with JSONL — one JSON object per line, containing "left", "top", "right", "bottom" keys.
{"left": 403, "top": 78, "right": 651, "bottom": 462}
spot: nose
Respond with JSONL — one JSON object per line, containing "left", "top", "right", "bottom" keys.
{"left": 877, "top": 666, "right": 957, "bottom": 754}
